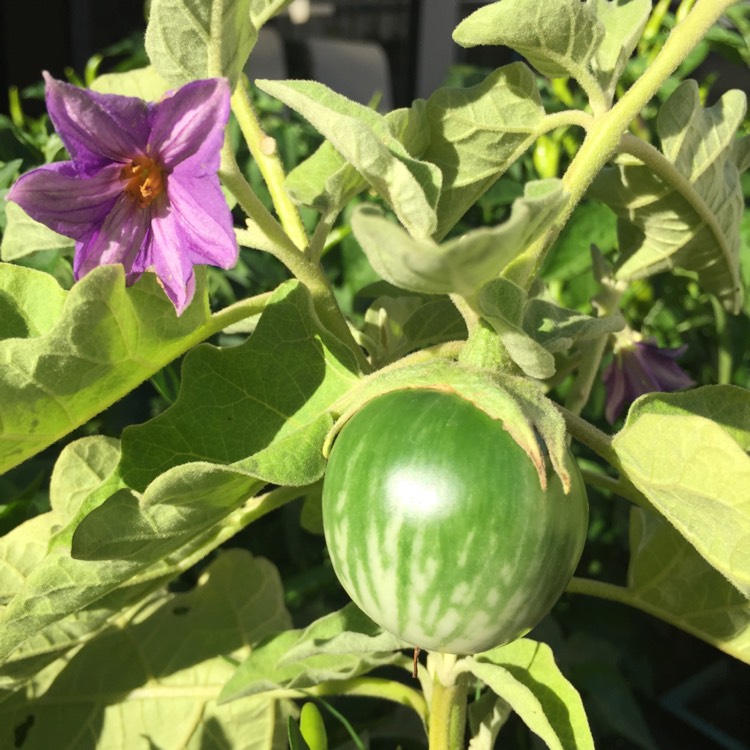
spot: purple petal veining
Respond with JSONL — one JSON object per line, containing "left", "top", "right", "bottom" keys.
{"left": 603, "top": 334, "right": 695, "bottom": 424}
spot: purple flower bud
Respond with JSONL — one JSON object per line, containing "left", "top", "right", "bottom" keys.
{"left": 6, "top": 74, "right": 238, "bottom": 314}
{"left": 603, "top": 332, "right": 695, "bottom": 424}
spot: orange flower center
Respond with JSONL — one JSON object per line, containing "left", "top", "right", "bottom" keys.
{"left": 120, "top": 156, "right": 164, "bottom": 208}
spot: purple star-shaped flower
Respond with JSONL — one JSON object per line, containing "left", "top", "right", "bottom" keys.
{"left": 7, "top": 73, "right": 238, "bottom": 314}
{"left": 602, "top": 331, "right": 695, "bottom": 424}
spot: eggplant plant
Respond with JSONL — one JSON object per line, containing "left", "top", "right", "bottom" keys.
{"left": 0, "top": 0, "right": 748, "bottom": 748}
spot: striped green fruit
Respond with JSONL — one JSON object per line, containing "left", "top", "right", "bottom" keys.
{"left": 322, "top": 388, "right": 588, "bottom": 654}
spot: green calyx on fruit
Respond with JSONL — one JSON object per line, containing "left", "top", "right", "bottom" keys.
{"left": 322, "top": 388, "right": 588, "bottom": 655}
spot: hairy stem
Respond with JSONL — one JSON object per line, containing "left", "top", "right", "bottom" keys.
{"left": 535, "top": 109, "right": 594, "bottom": 135}
{"left": 310, "top": 677, "right": 429, "bottom": 726}
{"left": 204, "top": 291, "right": 273, "bottom": 335}
{"left": 565, "top": 576, "right": 743, "bottom": 660}
{"left": 711, "top": 296, "right": 733, "bottom": 384}
{"left": 220, "top": 142, "right": 301, "bottom": 257}
{"left": 428, "top": 665, "right": 468, "bottom": 750}
{"left": 220, "top": 144, "right": 368, "bottom": 371}
{"left": 231, "top": 79, "right": 309, "bottom": 250}
{"left": 556, "top": 405, "right": 619, "bottom": 468}
{"left": 580, "top": 469, "right": 653, "bottom": 510}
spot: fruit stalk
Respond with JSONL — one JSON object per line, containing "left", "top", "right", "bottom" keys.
{"left": 428, "top": 660, "right": 468, "bottom": 750}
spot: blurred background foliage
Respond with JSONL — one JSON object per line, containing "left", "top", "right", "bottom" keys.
{"left": 0, "top": 2, "right": 749, "bottom": 748}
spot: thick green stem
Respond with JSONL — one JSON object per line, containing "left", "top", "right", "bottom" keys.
{"left": 231, "top": 79, "right": 309, "bottom": 250}
{"left": 711, "top": 296, "right": 733, "bottom": 384}
{"left": 565, "top": 576, "right": 742, "bottom": 659}
{"left": 505, "top": 0, "right": 737, "bottom": 290}
{"left": 535, "top": 109, "right": 594, "bottom": 135}
{"left": 309, "top": 210, "right": 340, "bottom": 263}
{"left": 310, "top": 677, "right": 429, "bottom": 726}
{"left": 556, "top": 405, "right": 619, "bottom": 468}
{"left": 220, "top": 142, "right": 300, "bottom": 258}
{"left": 580, "top": 469, "right": 654, "bottom": 511}
{"left": 428, "top": 671, "right": 468, "bottom": 750}
{"left": 220, "top": 143, "right": 369, "bottom": 372}
{"left": 204, "top": 291, "right": 273, "bottom": 335}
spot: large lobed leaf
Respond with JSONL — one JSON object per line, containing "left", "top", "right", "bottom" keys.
{"left": 0, "top": 264, "right": 210, "bottom": 475}
{"left": 591, "top": 82, "right": 749, "bottom": 313}
{"left": 0, "top": 550, "right": 291, "bottom": 750}
{"left": 0, "top": 437, "right": 121, "bottom": 692}
{"left": 612, "top": 386, "right": 750, "bottom": 598}
{"left": 422, "top": 62, "right": 546, "bottom": 239}
{"left": 146, "top": 0, "right": 257, "bottom": 87}
{"left": 453, "top": 0, "right": 604, "bottom": 87}
{"left": 627, "top": 508, "right": 750, "bottom": 664}
{"left": 0, "top": 281, "right": 358, "bottom": 669}
{"left": 119, "top": 279, "right": 359, "bottom": 490}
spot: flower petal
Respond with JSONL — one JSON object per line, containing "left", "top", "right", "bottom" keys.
{"left": 7, "top": 162, "right": 123, "bottom": 240}
{"left": 74, "top": 195, "right": 153, "bottom": 281}
{"left": 149, "top": 79, "right": 231, "bottom": 175}
{"left": 636, "top": 344, "right": 695, "bottom": 391}
{"left": 147, "top": 174, "right": 237, "bottom": 314}
{"left": 44, "top": 73, "right": 154, "bottom": 170}
{"left": 603, "top": 357, "right": 629, "bottom": 424}
{"left": 148, "top": 213, "right": 199, "bottom": 314}
{"left": 167, "top": 175, "right": 238, "bottom": 265}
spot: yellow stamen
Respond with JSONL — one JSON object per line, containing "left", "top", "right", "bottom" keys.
{"left": 120, "top": 155, "right": 164, "bottom": 208}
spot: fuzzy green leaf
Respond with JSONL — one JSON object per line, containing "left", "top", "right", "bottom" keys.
{"left": 453, "top": 0, "right": 604, "bottom": 84}
{"left": 0, "top": 438, "right": 124, "bottom": 690}
{"left": 220, "top": 627, "right": 403, "bottom": 704}
{"left": 0, "top": 263, "right": 67, "bottom": 339}
{"left": 362, "top": 294, "right": 466, "bottom": 366}
{"left": 250, "top": 0, "right": 292, "bottom": 28}
{"left": 119, "top": 280, "right": 359, "bottom": 490}
{"left": 591, "top": 82, "right": 748, "bottom": 312}
{"left": 627, "top": 508, "right": 750, "bottom": 664}
{"left": 0, "top": 264, "right": 210, "bottom": 475}
{"left": 351, "top": 180, "right": 565, "bottom": 296}
{"left": 285, "top": 140, "right": 366, "bottom": 214}
{"left": 145, "top": 0, "right": 257, "bottom": 87}
{"left": 0, "top": 550, "right": 290, "bottom": 750}
{"left": 0, "top": 282, "right": 357, "bottom": 666}
{"left": 478, "top": 279, "right": 556, "bottom": 379}
{"left": 71, "top": 415, "right": 331, "bottom": 562}
{"left": 0, "top": 202, "right": 74, "bottom": 261}
{"left": 613, "top": 387, "right": 750, "bottom": 597}
{"left": 285, "top": 102, "right": 428, "bottom": 215}
{"left": 257, "top": 79, "right": 441, "bottom": 238}
{"left": 523, "top": 298, "right": 624, "bottom": 354}
{"left": 423, "top": 63, "right": 546, "bottom": 239}
{"left": 90, "top": 65, "right": 171, "bottom": 100}
{"left": 281, "top": 604, "right": 409, "bottom": 665}
{"left": 466, "top": 638, "right": 594, "bottom": 750}
{"left": 588, "top": 0, "right": 651, "bottom": 104}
